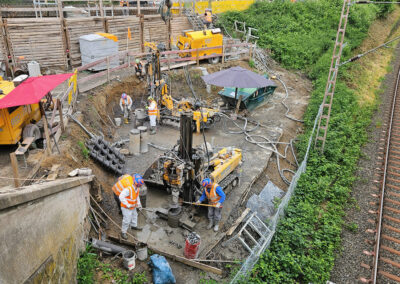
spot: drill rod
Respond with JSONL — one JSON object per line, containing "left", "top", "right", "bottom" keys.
{"left": 182, "top": 201, "right": 222, "bottom": 208}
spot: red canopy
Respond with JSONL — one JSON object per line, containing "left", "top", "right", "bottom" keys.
{"left": 0, "top": 73, "right": 74, "bottom": 109}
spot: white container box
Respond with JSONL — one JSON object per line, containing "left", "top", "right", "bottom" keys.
{"left": 28, "top": 61, "right": 41, "bottom": 77}
{"left": 79, "top": 33, "right": 119, "bottom": 71}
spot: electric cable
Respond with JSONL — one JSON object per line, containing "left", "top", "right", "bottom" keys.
{"left": 339, "top": 34, "right": 400, "bottom": 66}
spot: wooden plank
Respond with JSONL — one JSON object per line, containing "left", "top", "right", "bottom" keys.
{"left": 4, "top": 18, "right": 67, "bottom": 68}
{"left": 9, "top": 153, "right": 20, "bottom": 188}
{"left": 227, "top": 208, "right": 250, "bottom": 236}
{"left": 46, "top": 164, "right": 61, "bottom": 181}
{"left": 108, "top": 234, "right": 223, "bottom": 275}
{"left": 43, "top": 115, "right": 52, "bottom": 156}
{"left": 58, "top": 100, "right": 65, "bottom": 132}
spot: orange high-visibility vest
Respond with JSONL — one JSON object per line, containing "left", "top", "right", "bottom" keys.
{"left": 122, "top": 96, "right": 132, "bottom": 106}
{"left": 205, "top": 183, "right": 221, "bottom": 205}
{"left": 205, "top": 12, "right": 212, "bottom": 23}
{"left": 121, "top": 184, "right": 140, "bottom": 209}
{"left": 120, "top": 0, "right": 129, "bottom": 7}
{"left": 148, "top": 100, "right": 158, "bottom": 116}
{"left": 112, "top": 174, "right": 133, "bottom": 196}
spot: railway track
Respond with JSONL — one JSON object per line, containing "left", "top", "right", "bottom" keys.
{"left": 361, "top": 65, "right": 400, "bottom": 283}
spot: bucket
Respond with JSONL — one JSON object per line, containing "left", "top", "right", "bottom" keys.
{"left": 135, "top": 108, "right": 146, "bottom": 120}
{"left": 123, "top": 250, "right": 136, "bottom": 270}
{"left": 115, "top": 117, "right": 122, "bottom": 127}
{"left": 184, "top": 232, "right": 201, "bottom": 259}
{"left": 136, "top": 244, "right": 148, "bottom": 261}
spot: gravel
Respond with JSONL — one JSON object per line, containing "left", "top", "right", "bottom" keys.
{"left": 330, "top": 43, "right": 400, "bottom": 283}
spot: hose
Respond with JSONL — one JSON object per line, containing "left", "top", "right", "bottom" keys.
{"left": 219, "top": 112, "right": 297, "bottom": 185}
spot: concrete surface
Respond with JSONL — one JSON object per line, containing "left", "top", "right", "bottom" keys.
{"left": 111, "top": 96, "right": 283, "bottom": 265}
{"left": 0, "top": 176, "right": 92, "bottom": 283}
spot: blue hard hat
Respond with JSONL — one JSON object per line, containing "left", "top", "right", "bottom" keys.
{"left": 202, "top": 178, "right": 211, "bottom": 188}
{"left": 134, "top": 174, "right": 144, "bottom": 186}
{"left": 122, "top": 93, "right": 127, "bottom": 99}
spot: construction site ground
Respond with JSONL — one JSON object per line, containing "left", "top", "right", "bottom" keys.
{"left": 0, "top": 58, "right": 311, "bottom": 282}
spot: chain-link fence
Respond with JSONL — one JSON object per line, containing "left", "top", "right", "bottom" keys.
{"left": 230, "top": 104, "right": 322, "bottom": 283}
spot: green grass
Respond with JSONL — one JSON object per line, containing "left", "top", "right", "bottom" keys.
{"left": 77, "top": 245, "right": 148, "bottom": 284}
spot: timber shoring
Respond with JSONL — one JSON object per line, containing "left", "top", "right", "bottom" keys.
{"left": 0, "top": 14, "right": 191, "bottom": 69}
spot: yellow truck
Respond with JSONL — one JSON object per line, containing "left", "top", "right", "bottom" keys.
{"left": 0, "top": 77, "right": 41, "bottom": 145}
{"left": 176, "top": 28, "right": 223, "bottom": 64}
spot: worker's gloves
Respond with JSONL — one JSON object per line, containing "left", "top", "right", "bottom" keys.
{"left": 145, "top": 106, "right": 149, "bottom": 109}
{"left": 195, "top": 200, "right": 200, "bottom": 205}
{"left": 215, "top": 202, "right": 221, "bottom": 208}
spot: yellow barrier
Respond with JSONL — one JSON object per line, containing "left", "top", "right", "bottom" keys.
{"left": 171, "top": 0, "right": 255, "bottom": 15}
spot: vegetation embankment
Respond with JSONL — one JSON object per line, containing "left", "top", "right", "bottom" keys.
{"left": 77, "top": 245, "right": 148, "bottom": 284}
{"left": 219, "top": 0, "right": 397, "bottom": 282}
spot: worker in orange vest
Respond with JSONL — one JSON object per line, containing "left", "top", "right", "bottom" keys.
{"left": 119, "top": 174, "right": 144, "bottom": 240}
{"left": 147, "top": 96, "right": 159, "bottom": 135}
{"left": 195, "top": 178, "right": 226, "bottom": 232}
{"left": 203, "top": 8, "right": 212, "bottom": 28}
{"left": 120, "top": 93, "right": 133, "bottom": 124}
{"left": 112, "top": 173, "right": 140, "bottom": 215}
{"left": 120, "top": 0, "right": 129, "bottom": 16}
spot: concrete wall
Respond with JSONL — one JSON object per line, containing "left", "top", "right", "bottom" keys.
{"left": 0, "top": 176, "right": 93, "bottom": 284}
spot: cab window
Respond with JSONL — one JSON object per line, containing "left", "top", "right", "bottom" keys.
{"left": 7, "top": 106, "right": 19, "bottom": 114}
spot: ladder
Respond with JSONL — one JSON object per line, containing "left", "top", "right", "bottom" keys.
{"left": 314, "top": 0, "right": 351, "bottom": 152}
{"left": 33, "top": 0, "right": 59, "bottom": 18}
{"left": 184, "top": 9, "right": 205, "bottom": 31}
{"left": 222, "top": 212, "right": 270, "bottom": 253}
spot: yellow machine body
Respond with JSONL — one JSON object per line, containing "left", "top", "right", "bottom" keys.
{"left": 0, "top": 78, "right": 41, "bottom": 145}
{"left": 177, "top": 30, "right": 223, "bottom": 58}
{"left": 210, "top": 148, "right": 242, "bottom": 183}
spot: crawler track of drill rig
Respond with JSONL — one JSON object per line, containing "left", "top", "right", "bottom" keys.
{"left": 143, "top": 112, "right": 241, "bottom": 205}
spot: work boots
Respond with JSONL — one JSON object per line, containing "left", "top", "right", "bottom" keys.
{"left": 124, "top": 118, "right": 129, "bottom": 124}
{"left": 121, "top": 232, "right": 128, "bottom": 240}
{"left": 131, "top": 225, "right": 143, "bottom": 231}
{"left": 207, "top": 219, "right": 214, "bottom": 230}
{"left": 150, "top": 126, "right": 156, "bottom": 135}
{"left": 214, "top": 223, "right": 219, "bottom": 232}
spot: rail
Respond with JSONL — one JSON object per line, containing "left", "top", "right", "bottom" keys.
{"left": 368, "top": 64, "right": 400, "bottom": 283}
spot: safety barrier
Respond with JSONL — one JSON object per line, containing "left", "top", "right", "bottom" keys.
{"left": 77, "top": 42, "right": 254, "bottom": 91}
{"left": 171, "top": 0, "right": 255, "bottom": 15}
{"left": 230, "top": 104, "right": 323, "bottom": 283}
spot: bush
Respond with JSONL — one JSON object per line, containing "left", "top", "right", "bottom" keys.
{"left": 219, "top": 1, "right": 383, "bottom": 283}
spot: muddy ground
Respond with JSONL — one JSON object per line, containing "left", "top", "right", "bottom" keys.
{"left": 74, "top": 58, "right": 310, "bottom": 283}
{"left": 0, "top": 57, "right": 311, "bottom": 282}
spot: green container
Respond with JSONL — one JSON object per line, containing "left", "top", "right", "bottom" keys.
{"left": 218, "top": 75, "right": 277, "bottom": 111}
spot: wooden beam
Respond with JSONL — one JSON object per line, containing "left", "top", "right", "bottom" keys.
{"left": 99, "top": 0, "right": 105, "bottom": 18}
{"left": 108, "top": 234, "right": 223, "bottom": 275}
{"left": 9, "top": 153, "right": 20, "bottom": 188}
{"left": 140, "top": 15, "right": 144, "bottom": 52}
{"left": 227, "top": 208, "right": 250, "bottom": 236}
{"left": 58, "top": 99, "right": 65, "bottom": 132}
{"left": 42, "top": 115, "right": 52, "bottom": 156}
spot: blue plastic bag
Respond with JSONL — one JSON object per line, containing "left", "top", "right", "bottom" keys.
{"left": 149, "top": 254, "right": 176, "bottom": 284}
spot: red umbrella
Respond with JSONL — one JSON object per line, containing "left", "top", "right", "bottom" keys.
{"left": 0, "top": 73, "right": 74, "bottom": 109}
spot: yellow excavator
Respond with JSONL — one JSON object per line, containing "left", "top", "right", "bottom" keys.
{"left": 144, "top": 41, "right": 220, "bottom": 133}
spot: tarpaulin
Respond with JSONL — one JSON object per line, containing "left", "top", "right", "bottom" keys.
{"left": 0, "top": 73, "right": 74, "bottom": 109}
